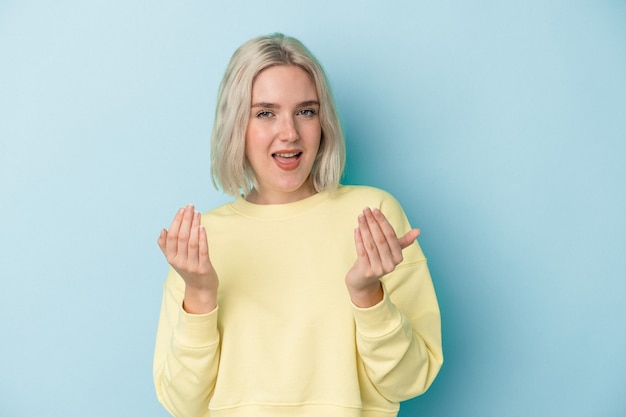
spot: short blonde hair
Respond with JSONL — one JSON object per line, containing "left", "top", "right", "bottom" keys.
{"left": 210, "top": 33, "right": 345, "bottom": 197}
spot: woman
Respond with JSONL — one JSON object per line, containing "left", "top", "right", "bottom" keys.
{"left": 154, "top": 33, "right": 442, "bottom": 417}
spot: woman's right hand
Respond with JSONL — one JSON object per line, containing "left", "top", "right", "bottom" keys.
{"left": 157, "top": 204, "right": 219, "bottom": 314}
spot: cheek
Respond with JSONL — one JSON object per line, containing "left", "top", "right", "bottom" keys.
{"left": 245, "top": 124, "right": 258, "bottom": 143}
{"left": 245, "top": 125, "right": 265, "bottom": 156}
{"left": 312, "top": 127, "right": 322, "bottom": 152}
{"left": 301, "top": 122, "right": 322, "bottom": 145}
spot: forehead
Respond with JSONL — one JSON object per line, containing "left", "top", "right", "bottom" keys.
{"left": 251, "top": 65, "right": 318, "bottom": 101}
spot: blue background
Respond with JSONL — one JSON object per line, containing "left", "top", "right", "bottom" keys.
{"left": 1, "top": 1, "right": 625, "bottom": 416}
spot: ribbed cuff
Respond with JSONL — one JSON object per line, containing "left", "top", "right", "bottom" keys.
{"left": 174, "top": 305, "right": 220, "bottom": 348}
{"left": 351, "top": 283, "right": 403, "bottom": 338}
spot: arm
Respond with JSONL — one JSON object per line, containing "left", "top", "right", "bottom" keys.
{"left": 153, "top": 204, "right": 221, "bottom": 417}
{"left": 346, "top": 201, "right": 443, "bottom": 402}
{"left": 153, "top": 271, "right": 220, "bottom": 417}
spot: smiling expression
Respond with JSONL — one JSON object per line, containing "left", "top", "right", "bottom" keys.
{"left": 245, "top": 65, "right": 322, "bottom": 204}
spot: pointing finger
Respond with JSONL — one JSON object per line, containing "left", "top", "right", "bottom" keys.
{"left": 358, "top": 210, "right": 382, "bottom": 267}
{"left": 165, "top": 206, "right": 186, "bottom": 254}
{"left": 371, "top": 208, "right": 403, "bottom": 258}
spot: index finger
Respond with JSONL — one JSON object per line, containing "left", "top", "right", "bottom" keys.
{"left": 160, "top": 206, "right": 185, "bottom": 253}
{"left": 166, "top": 206, "right": 186, "bottom": 238}
{"left": 371, "top": 208, "right": 402, "bottom": 253}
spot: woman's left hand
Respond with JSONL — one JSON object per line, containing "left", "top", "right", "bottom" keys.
{"left": 345, "top": 207, "right": 420, "bottom": 308}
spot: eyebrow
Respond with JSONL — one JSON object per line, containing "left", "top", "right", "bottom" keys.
{"left": 251, "top": 100, "right": 320, "bottom": 109}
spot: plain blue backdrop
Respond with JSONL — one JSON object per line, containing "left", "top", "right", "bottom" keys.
{"left": 1, "top": 1, "right": 625, "bottom": 416}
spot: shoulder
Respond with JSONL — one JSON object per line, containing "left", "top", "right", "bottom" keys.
{"left": 333, "top": 185, "right": 413, "bottom": 233}
{"left": 333, "top": 184, "right": 397, "bottom": 200}
{"left": 199, "top": 199, "right": 241, "bottom": 229}
{"left": 203, "top": 200, "right": 236, "bottom": 216}
{"left": 332, "top": 185, "right": 403, "bottom": 210}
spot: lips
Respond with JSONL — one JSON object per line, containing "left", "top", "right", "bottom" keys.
{"left": 272, "top": 151, "right": 302, "bottom": 171}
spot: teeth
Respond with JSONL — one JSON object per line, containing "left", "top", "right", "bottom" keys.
{"left": 274, "top": 152, "right": 299, "bottom": 158}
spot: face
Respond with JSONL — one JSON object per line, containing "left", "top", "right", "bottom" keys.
{"left": 245, "top": 65, "right": 321, "bottom": 204}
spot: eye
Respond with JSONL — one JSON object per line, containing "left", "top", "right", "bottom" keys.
{"left": 256, "top": 110, "right": 274, "bottom": 118}
{"left": 298, "top": 108, "right": 318, "bottom": 117}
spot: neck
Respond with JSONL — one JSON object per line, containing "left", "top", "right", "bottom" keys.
{"left": 246, "top": 183, "right": 316, "bottom": 205}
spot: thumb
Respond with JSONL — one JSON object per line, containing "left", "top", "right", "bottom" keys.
{"left": 399, "top": 228, "right": 420, "bottom": 249}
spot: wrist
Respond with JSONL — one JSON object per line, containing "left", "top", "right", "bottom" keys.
{"left": 183, "top": 286, "right": 218, "bottom": 314}
{"left": 347, "top": 282, "right": 383, "bottom": 308}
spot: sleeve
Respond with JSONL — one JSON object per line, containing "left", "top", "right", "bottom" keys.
{"left": 350, "top": 192, "right": 443, "bottom": 403}
{"left": 153, "top": 267, "right": 221, "bottom": 417}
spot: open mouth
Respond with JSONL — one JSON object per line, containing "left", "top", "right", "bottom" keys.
{"left": 272, "top": 152, "right": 302, "bottom": 159}
{"left": 272, "top": 151, "right": 302, "bottom": 170}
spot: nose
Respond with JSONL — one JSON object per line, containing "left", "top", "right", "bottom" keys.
{"left": 278, "top": 115, "right": 299, "bottom": 142}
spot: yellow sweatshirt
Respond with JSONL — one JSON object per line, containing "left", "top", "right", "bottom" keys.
{"left": 154, "top": 185, "right": 443, "bottom": 417}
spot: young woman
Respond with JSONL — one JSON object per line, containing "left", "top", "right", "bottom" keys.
{"left": 154, "top": 33, "right": 443, "bottom": 417}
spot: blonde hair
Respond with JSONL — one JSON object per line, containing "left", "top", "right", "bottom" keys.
{"left": 210, "top": 33, "right": 345, "bottom": 197}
